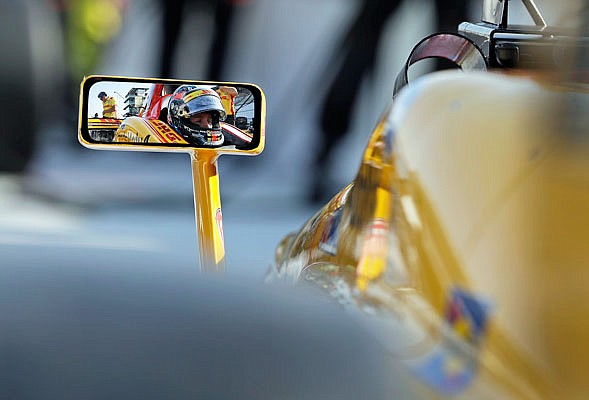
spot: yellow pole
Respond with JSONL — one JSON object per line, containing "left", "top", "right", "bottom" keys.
{"left": 191, "top": 151, "right": 226, "bottom": 272}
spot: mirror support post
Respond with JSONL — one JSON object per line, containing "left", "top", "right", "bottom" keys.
{"left": 191, "top": 151, "right": 226, "bottom": 272}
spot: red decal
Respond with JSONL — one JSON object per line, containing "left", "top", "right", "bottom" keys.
{"left": 215, "top": 208, "right": 224, "bottom": 244}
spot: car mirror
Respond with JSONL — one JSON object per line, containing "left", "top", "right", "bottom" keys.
{"left": 79, "top": 75, "right": 265, "bottom": 155}
{"left": 78, "top": 75, "right": 266, "bottom": 272}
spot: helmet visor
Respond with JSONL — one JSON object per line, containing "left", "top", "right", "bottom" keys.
{"left": 180, "top": 91, "right": 227, "bottom": 121}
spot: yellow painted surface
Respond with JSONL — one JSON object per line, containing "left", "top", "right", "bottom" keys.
{"left": 275, "top": 70, "right": 589, "bottom": 399}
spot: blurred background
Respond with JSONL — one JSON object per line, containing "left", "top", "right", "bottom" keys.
{"left": 0, "top": 0, "right": 569, "bottom": 277}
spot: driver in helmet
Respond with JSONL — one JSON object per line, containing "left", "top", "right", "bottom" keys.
{"left": 167, "top": 85, "right": 227, "bottom": 146}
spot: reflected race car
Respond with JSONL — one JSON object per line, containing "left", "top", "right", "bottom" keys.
{"left": 90, "top": 82, "right": 253, "bottom": 147}
{"left": 116, "top": 83, "right": 253, "bottom": 147}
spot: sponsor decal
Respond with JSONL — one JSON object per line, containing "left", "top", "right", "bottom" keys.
{"left": 409, "top": 346, "right": 476, "bottom": 396}
{"left": 446, "top": 287, "right": 490, "bottom": 345}
{"left": 356, "top": 218, "right": 389, "bottom": 289}
{"left": 215, "top": 208, "right": 224, "bottom": 244}
{"left": 319, "top": 208, "right": 342, "bottom": 255}
{"left": 408, "top": 288, "right": 491, "bottom": 396}
{"left": 151, "top": 119, "right": 185, "bottom": 143}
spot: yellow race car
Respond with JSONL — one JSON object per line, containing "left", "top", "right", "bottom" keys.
{"left": 268, "top": 0, "right": 589, "bottom": 398}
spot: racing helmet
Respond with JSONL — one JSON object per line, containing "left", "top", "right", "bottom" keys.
{"left": 167, "top": 85, "right": 227, "bottom": 146}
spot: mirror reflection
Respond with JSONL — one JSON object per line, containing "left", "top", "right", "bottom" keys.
{"left": 87, "top": 80, "right": 258, "bottom": 148}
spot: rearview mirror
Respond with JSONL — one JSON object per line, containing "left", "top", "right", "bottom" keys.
{"left": 79, "top": 75, "right": 265, "bottom": 154}
{"left": 78, "top": 76, "right": 266, "bottom": 272}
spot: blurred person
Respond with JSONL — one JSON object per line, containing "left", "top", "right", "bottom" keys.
{"left": 216, "top": 85, "right": 238, "bottom": 125}
{"left": 0, "top": 1, "right": 37, "bottom": 175}
{"left": 98, "top": 91, "right": 118, "bottom": 118}
{"left": 158, "top": 0, "right": 245, "bottom": 80}
{"left": 310, "top": 0, "right": 469, "bottom": 203}
{"left": 50, "top": 0, "right": 129, "bottom": 140}
{"left": 55, "top": 0, "right": 130, "bottom": 80}
{"left": 0, "top": 0, "right": 62, "bottom": 202}
{"left": 0, "top": 1, "right": 82, "bottom": 228}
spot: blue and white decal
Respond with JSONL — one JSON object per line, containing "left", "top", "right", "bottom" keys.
{"left": 319, "top": 208, "right": 343, "bottom": 256}
{"left": 407, "top": 287, "right": 491, "bottom": 395}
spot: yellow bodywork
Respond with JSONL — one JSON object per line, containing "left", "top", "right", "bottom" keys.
{"left": 114, "top": 116, "right": 189, "bottom": 144}
{"left": 272, "top": 70, "right": 589, "bottom": 399}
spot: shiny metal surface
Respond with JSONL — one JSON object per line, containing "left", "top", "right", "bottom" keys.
{"left": 482, "top": 0, "right": 506, "bottom": 26}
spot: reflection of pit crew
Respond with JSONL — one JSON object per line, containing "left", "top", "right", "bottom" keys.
{"left": 216, "top": 86, "right": 237, "bottom": 125}
{"left": 167, "top": 85, "right": 226, "bottom": 147}
{"left": 98, "top": 91, "right": 117, "bottom": 118}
